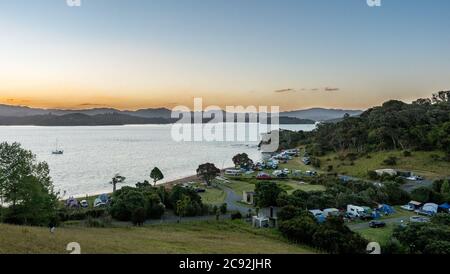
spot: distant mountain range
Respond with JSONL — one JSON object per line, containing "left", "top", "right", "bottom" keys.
{"left": 0, "top": 104, "right": 362, "bottom": 126}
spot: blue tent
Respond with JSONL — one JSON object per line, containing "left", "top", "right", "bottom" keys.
{"left": 378, "top": 204, "right": 395, "bottom": 215}
{"left": 439, "top": 203, "right": 450, "bottom": 210}
{"left": 315, "top": 214, "right": 326, "bottom": 223}
{"left": 439, "top": 203, "right": 450, "bottom": 213}
{"left": 372, "top": 211, "right": 381, "bottom": 219}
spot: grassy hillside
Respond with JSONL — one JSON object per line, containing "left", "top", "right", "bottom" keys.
{"left": 0, "top": 220, "right": 315, "bottom": 254}
{"left": 318, "top": 150, "right": 450, "bottom": 180}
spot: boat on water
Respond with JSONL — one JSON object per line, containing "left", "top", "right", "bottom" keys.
{"left": 52, "top": 139, "right": 64, "bottom": 155}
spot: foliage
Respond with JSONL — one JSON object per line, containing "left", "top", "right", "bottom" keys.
{"left": 393, "top": 222, "right": 450, "bottom": 254}
{"left": 150, "top": 167, "right": 164, "bottom": 187}
{"left": 294, "top": 92, "right": 450, "bottom": 156}
{"left": 0, "top": 142, "right": 59, "bottom": 226}
{"left": 230, "top": 211, "right": 242, "bottom": 220}
{"left": 196, "top": 163, "right": 220, "bottom": 186}
{"left": 232, "top": 153, "right": 253, "bottom": 169}
{"left": 219, "top": 203, "right": 227, "bottom": 214}
{"left": 410, "top": 187, "right": 444, "bottom": 204}
{"left": 109, "top": 184, "right": 167, "bottom": 221}
{"left": 279, "top": 213, "right": 368, "bottom": 254}
{"left": 254, "top": 181, "right": 285, "bottom": 207}
{"left": 110, "top": 174, "right": 126, "bottom": 193}
{"left": 131, "top": 207, "right": 146, "bottom": 226}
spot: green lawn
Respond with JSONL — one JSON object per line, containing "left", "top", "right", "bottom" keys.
{"left": 279, "top": 181, "right": 326, "bottom": 194}
{"left": 199, "top": 186, "right": 226, "bottom": 205}
{"left": 318, "top": 150, "right": 450, "bottom": 180}
{"left": 0, "top": 220, "right": 315, "bottom": 254}
{"left": 225, "top": 179, "right": 255, "bottom": 193}
{"left": 355, "top": 224, "right": 395, "bottom": 246}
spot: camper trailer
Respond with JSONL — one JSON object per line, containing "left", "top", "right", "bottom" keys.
{"left": 225, "top": 169, "right": 242, "bottom": 176}
{"left": 346, "top": 205, "right": 365, "bottom": 218}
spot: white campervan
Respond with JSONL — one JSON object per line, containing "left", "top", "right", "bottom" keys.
{"left": 346, "top": 205, "right": 365, "bottom": 218}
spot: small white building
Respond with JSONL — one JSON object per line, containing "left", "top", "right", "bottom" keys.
{"left": 252, "top": 215, "right": 269, "bottom": 228}
{"left": 242, "top": 191, "right": 255, "bottom": 205}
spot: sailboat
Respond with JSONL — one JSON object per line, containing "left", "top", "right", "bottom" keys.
{"left": 52, "top": 139, "right": 64, "bottom": 155}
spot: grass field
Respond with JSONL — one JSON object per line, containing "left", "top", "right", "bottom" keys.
{"left": 318, "top": 150, "right": 450, "bottom": 180}
{"left": 355, "top": 224, "right": 395, "bottom": 246}
{"left": 0, "top": 220, "right": 315, "bottom": 254}
{"left": 199, "top": 186, "right": 226, "bottom": 205}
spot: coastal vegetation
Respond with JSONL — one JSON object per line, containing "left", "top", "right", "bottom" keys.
{"left": 0, "top": 142, "right": 59, "bottom": 226}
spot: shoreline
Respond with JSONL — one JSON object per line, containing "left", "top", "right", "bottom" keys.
{"left": 72, "top": 168, "right": 233, "bottom": 200}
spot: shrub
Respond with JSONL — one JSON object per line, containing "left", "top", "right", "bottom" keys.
{"left": 131, "top": 207, "right": 146, "bottom": 226}
{"left": 383, "top": 156, "right": 397, "bottom": 166}
{"left": 403, "top": 150, "right": 412, "bottom": 157}
{"left": 254, "top": 181, "right": 285, "bottom": 207}
{"left": 230, "top": 211, "right": 242, "bottom": 220}
{"left": 367, "top": 170, "right": 379, "bottom": 180}
{"left": 219, "top": 203, "right": 227, "bottom": 214}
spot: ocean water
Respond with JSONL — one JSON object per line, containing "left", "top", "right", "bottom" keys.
{"left": 0, "top": 123, "right": 315, "bottom": 197}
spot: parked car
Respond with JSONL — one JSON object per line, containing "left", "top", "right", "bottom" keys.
{"left": 80, "top": 200, "right": 89, "bottom": 208}
{"left": 369, "top": 221, "right": 386, "bottom": 228}
{"left": 194, "top": 188, "right": 206, "bottom": 193}
{"left": 257, "top": 172, "right": 272, "bottom": 180}
{"left": 401, "top": 204, "right": 415, "bottom": 211}
{"left": 94, "top": 198, "right": 107, "bottom": 208}
{"left": 406, "top": 175, "right": 424, "bottom": 181}
{"left": 305, "top": 170, "right": 317, "bottom": 177}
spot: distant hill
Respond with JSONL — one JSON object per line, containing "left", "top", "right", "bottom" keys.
{"left": 0, "top": 112, "right": 314, "bottom": 126}
{"left": 280, "top": 108, "right": 363, "bottom": 121}
{"left": 0, "top": 113, "right": 174, "bottom": 126}
{"left": 0, "top": 104, "right": 352, "bottom": 125}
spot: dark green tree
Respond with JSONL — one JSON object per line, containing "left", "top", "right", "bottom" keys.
{"left": 0, "top": 142, "right": 58, "bottom": 226}
{"left": 150, "top": 167, "right": 164, "bottom": 187}
{"left": 196, "top": 163, "right": 220, "bottom": 186}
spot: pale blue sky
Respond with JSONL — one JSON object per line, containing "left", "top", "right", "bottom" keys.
{"left": 1, "top": 0, "right": 449, "bottom": 110}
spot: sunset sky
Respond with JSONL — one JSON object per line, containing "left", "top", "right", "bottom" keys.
{"left": 1, "top": 0, "right": 450, "bottom": 111}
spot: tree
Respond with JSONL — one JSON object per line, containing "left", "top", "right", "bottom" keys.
{"left": 196, "top": 163, "right": 220, "bottom": 186}
{"left": 278, "top": 213, "right": 318, "bottom": 245}
{"left": 176, "top": 195, "right": 191, "bottom": 221}
{"left": 150, "top": 167, "right": 164, "bottom": 187}
{"left": 0, "top": 142, "right": 58, "bottom": 226}
{"left": 254, "top": 181, "right": 284, "bottom": 207}
{"left": 110, "top": 174, "right": 126, "bottom": 193}
{"left": 232, "top": 153, "right": 253, "bottom": 169}
{"left": 109, "top": 187, "right": 147, "bottom": 221}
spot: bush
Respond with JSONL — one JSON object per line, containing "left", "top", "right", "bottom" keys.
{"left": 230, "top": 211, "right": 242, "bottom": 220}
{"left": 403, "top": 150, "right": 412, "bottom": 157}
{"left": 109, "top": 187, "right": 147, "bottom": 221}
{"left": 131, "top": 207, "right": 146, "bottom": 226}
{"left": 219, "top": 203, "right": 227, "bottom": 214}
{"left": 279, "top": 213, "right": 318, "bottom": 245}
{"left": 254, "top": 181, "right": 285, "bottom": 207}
{"left": 367, "top": 170, "right": 379, "bottom": 180}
